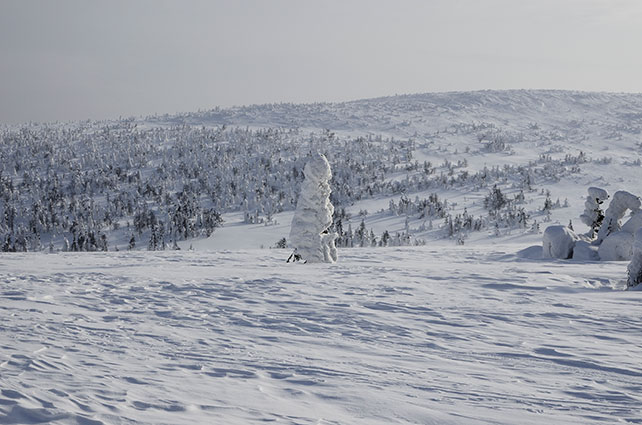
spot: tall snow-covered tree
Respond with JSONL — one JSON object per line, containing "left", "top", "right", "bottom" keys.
{"left": 288, "top": 153, "right": 338, "bottom": 263}
{"left": 579, "top": 187, "right": 608, "bottom": 239}
{"left": 595, "top": 191, "right": 641, "bottom": 245}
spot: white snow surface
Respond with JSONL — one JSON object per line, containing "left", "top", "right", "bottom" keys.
{"left": 1, "top": 246, "right": 641, "bottom": 425}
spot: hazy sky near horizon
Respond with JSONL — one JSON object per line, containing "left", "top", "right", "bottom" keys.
{"left": 1, "top": 0, "right": 641, "bottom": 124}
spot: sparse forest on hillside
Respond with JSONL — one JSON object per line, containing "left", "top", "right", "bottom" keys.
{"left": 2, "top": 90, "right": 642, "bottom": 251}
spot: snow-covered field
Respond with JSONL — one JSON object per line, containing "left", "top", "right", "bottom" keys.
{"left": 2, "top": 89, "right": 642, "bottom": 423}
{"left": 1, "top": 246, "right": 640, "bottom": 424}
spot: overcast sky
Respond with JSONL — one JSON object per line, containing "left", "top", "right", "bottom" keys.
{"left": 1, "top": 0, "right": 641, "bottom": 124}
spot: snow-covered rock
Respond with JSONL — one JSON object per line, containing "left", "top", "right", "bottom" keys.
{"left": 289, "top": 153, "right": 338, "bottom": 263}
{"left": 572, "top": 240, "right": 600, "bottom": 261}
{"left": 598, "top": 231, "right": 634, "bottom": 261}
{"left": 596, "top": 191, "right": 641, "bottom": 244}
{"left": 542, "top": 225, "right": 578, "bottom": 259}
{"left": 627, "top": 228, "right": 642, "bottom": 289}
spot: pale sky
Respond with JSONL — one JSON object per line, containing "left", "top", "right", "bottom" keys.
{"left": 1, "top": 0, "right": 641, "bottom": 124}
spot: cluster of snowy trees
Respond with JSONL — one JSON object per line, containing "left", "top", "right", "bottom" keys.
{"left": 332, "top": 219, "right": 425, "bottom": 249}
{"left": 0, "top": 107, "right": 604, "bottom": 253}
{"left": 1, "top": 117, "right": 575, "bottom": 252}
{"left": 542, "top": 187, "right": 642, "bottom": 289}
{"left": 383, "top": 186, "right": 531, "bottom": 241}
{"left": 0, "top": 124, "right": 413, "bottom": 251}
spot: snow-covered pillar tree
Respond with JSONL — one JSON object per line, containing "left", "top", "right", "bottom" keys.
{"left": 289, "top": 153, "right": 338, "bottom": 263}
{"left": 579, "top": 187, "right": 608, "bottom": 239}
{"left": 627, "top": 229, "right": 642, "bottom": 289}
{"left": 595, "top": 191, "right": 641, "bottom": 245}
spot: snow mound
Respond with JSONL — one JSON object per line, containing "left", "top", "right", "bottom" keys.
{"left": 542, "top": 225, "right": 578, "bottom": 259}
{"left": 572, "top": 240, "right": 600, "bottom": 261}
{"left": 598, "top": 231, "right": 634, "bottom": 261}
{"left": 516, "top": 245, "right": 543, "bottom": 259}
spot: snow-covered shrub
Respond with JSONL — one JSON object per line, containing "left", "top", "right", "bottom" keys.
{"left": 477, "top": 128, "right": 520, "bottom": 153}
{"left": 288, "top": 154, "right": 338, "bottom": 263}
{"left": 626, "top": 229, "right": 642, "bottom": 289}
{"left": 484, "top": 185, "right": 508, "bottom": 212}
{"left": 598, "top": 231, "right": 634, "bottom": 261}
{"left": 273, "top": 237, "right": 287, "bottom": 249}
{"left": 542, "top": 225, "right": 578, "bottom": 259}
{"left": 579, "top": 187, "right": 608, "bottom": 238}
{"left": 595, "top": 191, "right": 641, "bottom": 244}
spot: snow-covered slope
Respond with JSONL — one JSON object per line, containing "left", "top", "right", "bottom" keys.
{"left": 1, "top": 246, "right": 639, "bottom": 425}
{"left": 2, "top": 89, "right": 642, "bottom": 251}
{"left": 149, "top": 90, "right": 642, "bottom": 141}
{"left": 170, "top": 89, "right": 642, "bottom": 250}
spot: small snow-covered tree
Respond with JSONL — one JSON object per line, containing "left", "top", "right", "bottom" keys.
{"left": 579, "top": 187, "right": 608, "bottom": 238}
{"left": 288, "top": 153, "right": 338, "bottom": 263}
{"left": 484, "top": 184, "right": 507, "bottom": 213}
{"left": 542, "top": 190, "right": 553, "bottom": 212}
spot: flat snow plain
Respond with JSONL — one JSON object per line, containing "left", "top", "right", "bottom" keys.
{"left": 1, "top": 246, "right": 640, "bottom": 424}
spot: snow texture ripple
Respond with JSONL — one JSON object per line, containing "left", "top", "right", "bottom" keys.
{"left": 1, "top": 247, "right": 640, "bottom": 424}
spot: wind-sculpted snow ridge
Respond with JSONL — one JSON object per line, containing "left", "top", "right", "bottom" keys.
{"left": 1, "top": 247, "right": 640, "bottom": 424}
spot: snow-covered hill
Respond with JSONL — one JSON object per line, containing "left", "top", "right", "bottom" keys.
{"left": 1, "top": 246, "right": 640, "bottom": 425}
{"left": 149, "top": 90, "right": 642, "bottom": 141}
{"left": 2, "top": 90, "right": 642, "bottom": 424}
{"left": 161, "top": 89, "right": 642, "bottom": 250}
{"left": 2, "top": 89, "right": 642, "bottom": 252}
